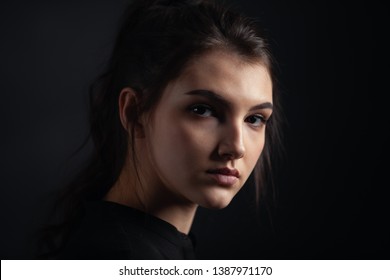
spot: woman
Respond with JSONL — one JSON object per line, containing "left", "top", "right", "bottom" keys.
{"left": 41, "top": 0, "right": 282, "bottom": 259}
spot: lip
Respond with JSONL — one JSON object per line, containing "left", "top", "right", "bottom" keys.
{"left": 207, "top": 167, "right": 240, "bottom": 177}
{"left": 206, "top": 168, "right": 240, "bottom": 186}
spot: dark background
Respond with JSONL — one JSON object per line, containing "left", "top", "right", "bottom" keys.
{"left": 1, "top": 0, "right": 388, "bottom": 259}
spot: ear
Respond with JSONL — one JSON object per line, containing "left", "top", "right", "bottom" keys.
{"left": 118, "top": 87, "right": 145, "bottom": 138}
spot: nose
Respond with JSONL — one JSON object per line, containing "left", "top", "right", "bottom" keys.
{"left": 218, "top": 122, "right": 245, "bottom": 160}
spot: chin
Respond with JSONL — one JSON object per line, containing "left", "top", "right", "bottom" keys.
{"left": 197, "top": 192, "right": 235, "bottom": 210}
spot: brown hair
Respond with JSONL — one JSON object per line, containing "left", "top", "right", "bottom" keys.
{"left": 40, "top": 0, "right": 283, "bottom": 257}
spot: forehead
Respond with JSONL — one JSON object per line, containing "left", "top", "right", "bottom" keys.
{"left": 166, "top": 50, "right": 273, "bottom": 104}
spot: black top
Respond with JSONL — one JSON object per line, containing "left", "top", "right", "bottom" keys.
{"left": 53, "top": 200, "right": 196, "bottom": 260}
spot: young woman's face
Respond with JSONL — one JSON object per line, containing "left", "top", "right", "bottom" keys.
{"left": 143, "top": 50, "right": 273, "bottom": 209}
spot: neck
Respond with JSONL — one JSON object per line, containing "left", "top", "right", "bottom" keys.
{"left": 104, "top": 160, "right": 198, "bottom": 235}
{"left": 149, "top": 203, "right": 198, "bottom": 234}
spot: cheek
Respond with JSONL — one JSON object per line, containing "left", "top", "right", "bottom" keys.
{"left": 149, "top": 117, "right": 216, "bottom": 173}
{"left": 244, "top": 130, "right": 266, "bottom": 168}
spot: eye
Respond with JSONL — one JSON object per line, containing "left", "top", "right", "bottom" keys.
{"left": 245, "top": 114, "right": 267, "bottom": 127}
{"left": 189, "top": 104, "right": 214, "bottom": 117}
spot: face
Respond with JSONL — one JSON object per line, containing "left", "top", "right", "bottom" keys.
{"left": 142, "top": 50, "right": 273, "bottom": 209}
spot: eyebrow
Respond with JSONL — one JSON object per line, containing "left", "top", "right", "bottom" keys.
{"left": 185, "top": 89, "right": 273, "bottom": 111}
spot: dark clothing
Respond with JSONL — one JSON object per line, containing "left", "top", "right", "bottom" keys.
{"left": 53, "top": 200, "right": 196, "bottom": 260}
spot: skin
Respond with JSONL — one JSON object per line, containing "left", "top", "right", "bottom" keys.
{"left": 105, "top": 49, "right": 273, "bottom": 234}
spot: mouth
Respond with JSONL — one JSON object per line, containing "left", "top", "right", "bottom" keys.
{"left": 207, "top": 167, "right": 240, "bottom": 178}
{"left": 206, "top": 168, "right": 240, "bottom": 186}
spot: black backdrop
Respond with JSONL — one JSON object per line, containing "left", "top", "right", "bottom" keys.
{"left": 1, "top": 0, "right": 388, "bottom": 259}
